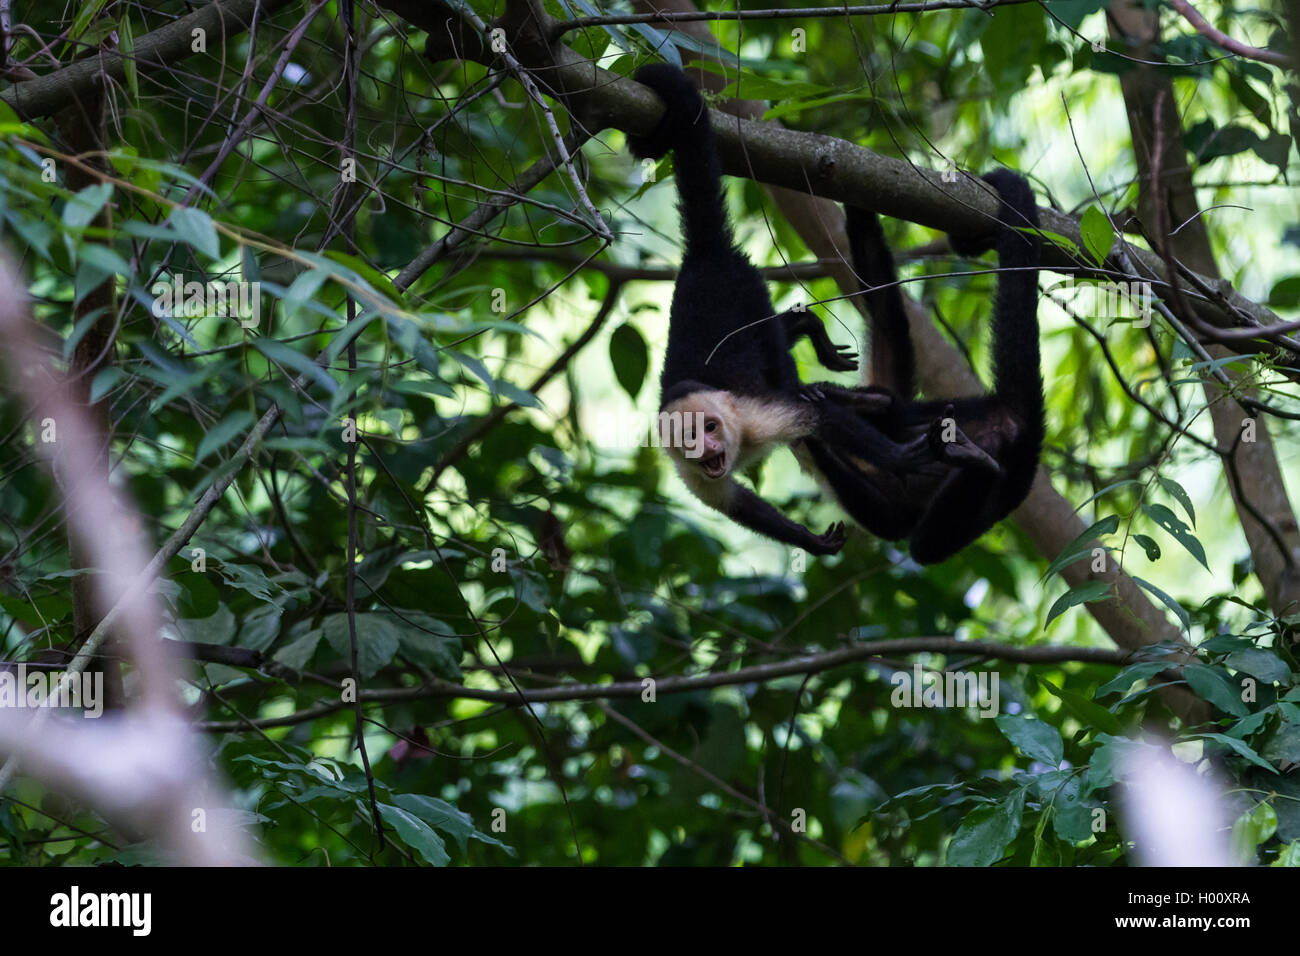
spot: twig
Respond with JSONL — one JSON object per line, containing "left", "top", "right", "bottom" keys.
{"left": 197, "top": 636, "right": 1136, "bottom": 730}
{"left": 552, "top": 0, "right": 1037, "bottom": 37}
{"left": 393, "top": 130, "right": 594, "bottom": 291}
{"left": 426, "top": 280, "right": 624, "bottom": 488}
{"left": 1167, "top": 0, "right": 1293, "bottom": 68}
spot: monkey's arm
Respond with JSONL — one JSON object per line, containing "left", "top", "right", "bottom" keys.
{"left": 801, "top": 389, "right": 934, "bottom": 471}
{"left": 682, "top": 468, "right": 845, "bottom": 555}
{"left": 725, "top": 484, "right": 847, "bottom": 555}
{"left": 780, "top": 310, "right": 858, "bottom": 373}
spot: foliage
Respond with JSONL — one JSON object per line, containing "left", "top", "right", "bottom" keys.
{"left": 0, "top": 0, "right": 1298, "bottom": 867}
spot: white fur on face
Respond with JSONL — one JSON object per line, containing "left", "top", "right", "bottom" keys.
{"left": 661, "top": 392, "right": 738, "bottom": 474}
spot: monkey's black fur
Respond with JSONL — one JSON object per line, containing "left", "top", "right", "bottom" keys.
{"left": 803, "top": 171, "right": 1044, "bottom": 564}
{"left": 628, "top": 64, "right": 805, "bottom": 406}
{"left": 629, "top": 64, "right": 931, "bottom": 554}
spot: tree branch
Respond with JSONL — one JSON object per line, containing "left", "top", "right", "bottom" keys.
{"left": 1, "top": 0, "right": 293, "bottom": 119}
{"left": 1166, "top": 0, "right": 1293, "bottom": 68}
{"left": 552, "top": 0, "right": 1037, "bottom": 37}
{"left": 196, "top": 636, "right": 1142, "bottom": 731}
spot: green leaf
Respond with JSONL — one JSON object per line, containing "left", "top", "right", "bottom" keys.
{"left": 218, "top": 560, "right": 282, "bottom": 604}
{"left": 76, "top": 243, "right": 132, "bottom": 278}
{"left": 946, "top": 790, "right": 1025, "bottom": 866}
{"left": 323, "top": 249, "right": 403, "bottom": 305}
{"left": 391, "top": 793, "right": 513, "bottom": 855}
{"left": 1131, "top": 575, "right": 1191, "bottom": 632}
{"left": 272, "top": 627, "right": 323, "bottom": 671}
{"left": 1155, "top": 475, "right": 1196, "bottom": 527}
{"left": 1131, "top": 534, "right": 1161, "bottom": 560}
{"left": 1095, "top": 661, "right": 1169, "bottom": 698}
{"left": 1195, "top": 733, "right": 1277, "bottom": 776}
{"left": 1070, "top": 479, "right": 1141, "bottom": 514}
{"left": 1044, "top": 514, "right": 1118, "bottom": 580}
{"left": 1052, "top": 0, "right": 1105, "bottom": 29}
{"left": 1045, "top": 580, "right": 1112, "bottom": 628}
{"left": 1268, "top": 276, "right": 1300, "bottom": 309}
{"left": 496, "top": 380, "right": 543, "bottom": 410}
{"left": 149, "top": 359, "right": 234, "bottom": 413}
{"left": 168, "top": 206, "right": 220, "bottom": 259}
{"left": 716, "top": 74, "right": 830, "bottom": 102}
{"left": 321, "top": 613, "right": 401, "bottom": 679}
{"left": 254, "top": 338, "right": 338, "bottom": 394}
{"left": 119, "top": 15, "right": 139, "bottom": 102}
{"left": 89, "top": 366, "right": 124, "bottom": 404}
{"left": 1183, "top": 663, "right": 1250, "bottom": 717}
{"left": 1141, "top": 504, "right": 1208, "bottom": 570}
{"left": 609, "top": 322, "right": 649, "bottom": 400}
{"left": 1079, "top": 206, "right": 1114, "bottom": 267}
{"left": 382, "top": 610, "right": 463, "bottom": 679}
{"left": 195, "top": 411, "right": 255, "bottom": 464}
{"left": 449, "top": 351, "right": 496, "bottom": 396}
{"left": 1225, "top": 649, "right": 1292, "bottom": 685}
{"left": 1084, "top": 733, "right": 1142, "bottom": 792}
{"left": 1037, "top": 676, "right": 1124, "bottom": 736}
{"left": 283, "top": 267, "right": 330, "bottom": 319}
{"left": 1272, "top": 841, "right": 1300, "bottom": 867}
{"left": 377, "top": 803, "right": 450, "bottom": 866}
{"left": 995, "top": 715, "right": 1064, "bottom": 766}
{"left": 763, "top": 90, "right": 874, "bottom": 122}
{"left": 63, "top": 183, "right": 113, "bottom": 230}
{"left": 237, "top": 603, "right": 283, "bottom": 652}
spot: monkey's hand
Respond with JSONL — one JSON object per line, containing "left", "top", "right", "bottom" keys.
{"left": 723, "top": 486, "right": 847, "bottom": 556}
{"left": 800, "top": 383, "right": 893, "bottom": 413}
{"left": 814, "top": 339, "right": 859, "bottom": 373}
{"left": 928, "top": 405, "right": 1003, "bottom": 475}
{"left": 808, "top": 522, "right": 848, "bottom": 555}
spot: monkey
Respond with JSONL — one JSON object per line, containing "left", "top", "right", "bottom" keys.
{"left": 794, "top": 170, "right": 1044, "bottom": 564}
{"left": 627, "top": 64, "right": 933, "bottom": 556}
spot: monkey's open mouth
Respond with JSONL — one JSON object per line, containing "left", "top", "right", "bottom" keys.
{"left": 699, "top": 452, "right": 726, "bottom": 478}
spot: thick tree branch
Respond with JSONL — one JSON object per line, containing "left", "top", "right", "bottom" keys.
{"left": 405, "top": 0, "right": 1284, "bottom": 335}
{"left": 1, "top": 0, "right": 293, "bottom": 119}
{"left": 1110, "top": 0, "right": 1300, "bottom": 616}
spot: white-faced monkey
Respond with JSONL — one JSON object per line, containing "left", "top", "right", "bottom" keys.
{"left": 628, "top": 64, "right": 932, "bottom": 556}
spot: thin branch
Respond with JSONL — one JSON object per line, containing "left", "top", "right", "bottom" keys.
{"left": 426, "top": 279, "right": 625, "bottom": 488}
{"left": 552, "top": 0, "right": 1037, "bottom": 37}
{"left": 196, "top": 637, "right": 1137, "bottom": 730}
{"left": 393, "top": 130, "right": 594, "bottom": 292}
{"left": 598, "top": 702, "right": 851, "bottom": 864}
{"left": 1167, "top": 0, "right": 1293, "bottom": 68}
{"left": 185, "top": 2, "right": 328, "bottom": 204}
{"left": 451, "top": 0, "right": 611, "bottom": 243}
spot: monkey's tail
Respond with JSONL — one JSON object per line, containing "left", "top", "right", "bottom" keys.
{"left": 626, "top": 64, "right": 732, "bottom": 255}
{"left": 845, "top": 206, "right": 915, "bottom": 397}
{"left": 982, "top": 170, "right": 1043, "bottom": 425}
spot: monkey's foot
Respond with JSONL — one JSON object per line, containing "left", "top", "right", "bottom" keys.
{"left": 927, "top": 406, "right": 1002, "bottom": 475}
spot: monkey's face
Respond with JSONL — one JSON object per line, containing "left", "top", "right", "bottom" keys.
{"left": 662, "top": 393, "right": 737, "bottom": 479}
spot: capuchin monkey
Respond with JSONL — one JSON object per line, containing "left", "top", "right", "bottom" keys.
{"left": 628, "top": 64, "right": 930, "bottom": 555}
{"left": 800, "top": 170, "right": 1045, "bottom": 564}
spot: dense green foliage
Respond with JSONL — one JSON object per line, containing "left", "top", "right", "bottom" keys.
{"left": 1, "top": 0, "right": 1299, "bottom": 866}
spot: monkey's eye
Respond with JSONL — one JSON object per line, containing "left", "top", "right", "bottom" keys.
{"left": 704, "top": 420, "right": 717, "bottom": 434}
